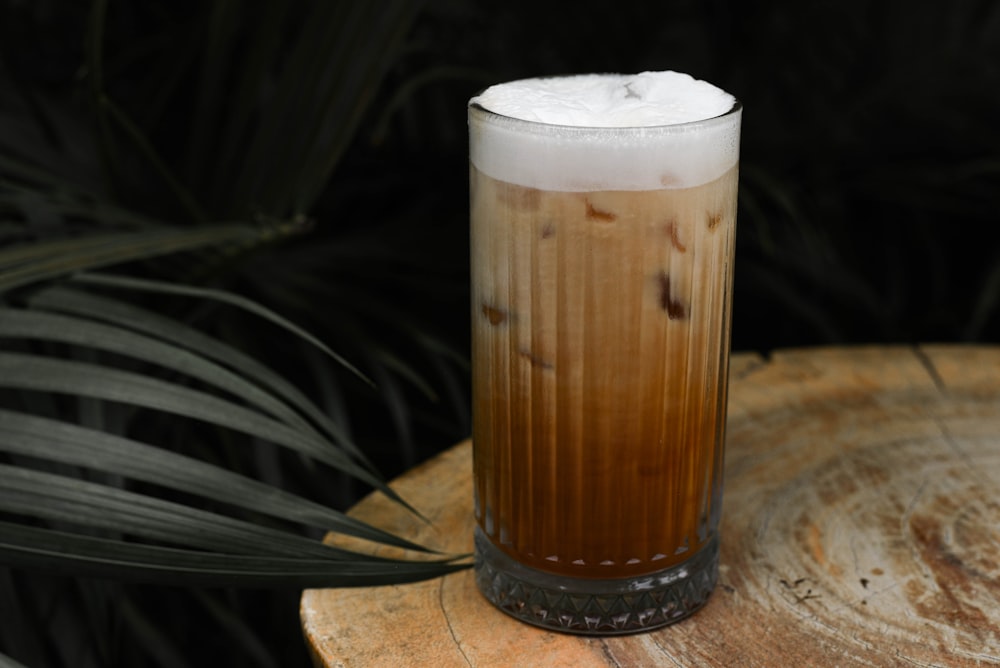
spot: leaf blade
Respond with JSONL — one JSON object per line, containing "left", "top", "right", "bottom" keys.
{"left": 0, "top": 465, "right": 349, "bottom": 559}
{"left": 0, "top": 225, "right": 259, "bottom": 292}
{"left": 0, "top": 409, "right": 432, "bottom": 553}
{"left": 71, "top": 272, "right": 371, "bottom": 386}
{"left": 25, "top": 285, "right": 375, "bottom": 469}
{"left": 0, "top": 522, "right": 469, "bottom": 588}
{"left": 0, "top": 351, "right": 422, "bottom": 512}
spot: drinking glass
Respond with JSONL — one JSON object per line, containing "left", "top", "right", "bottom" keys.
{"left": 469, "top": 76, "right": 741, "bottom": 634}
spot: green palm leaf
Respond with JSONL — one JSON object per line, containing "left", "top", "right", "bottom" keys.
{"left": 0, "top": 225, "right": 446, "bottom": 583}
{"left": 0, "top": 261, "right": 458, "bottom": 590}
{"left": 24, "top": 285, "right": 375, "bottom": 469}
{"left": 1, "top": 465, "right": 351, "bottom": 559}
{"left": 0, "top": 410, "right": 428, "bottom": 553}
{"left": 0, "top": 0, "right": 459, "bottom": 661}
{"left": 0, "top": 225, "right": 260, "bottom": 293}
{"left": 0, "top": 351, "right": 410, "bottom": 504}
{"left": 217, "top": 1, "right": 424, "bottom": 217}
{"left": 0, "top": 158, "right": 155, "bottom": 229}
{"left": 70, "top": 271, "right": 370, "bottom": 386}
{"left": 0, "top": 652, "right": 29, "bottom": 668}
{"left": 0, "top": 309, "right": 318, "bottom": 431}
{"left": 0, "top": 523, "right": 466, "bottom": 588}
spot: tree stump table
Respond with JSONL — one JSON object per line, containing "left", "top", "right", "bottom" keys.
{"left": 300, "top": 345, "right": 1000, "bottom": 667}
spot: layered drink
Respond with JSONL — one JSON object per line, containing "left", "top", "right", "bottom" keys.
{"left": 469, "top": 71, "right": 741, "bottom": 634}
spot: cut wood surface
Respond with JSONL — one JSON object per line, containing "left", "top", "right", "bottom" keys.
{"left": 300, "top": 345, "right": 1000, "bottom": 667}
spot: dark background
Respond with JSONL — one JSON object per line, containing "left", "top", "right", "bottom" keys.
{"left": 2, "top": 0, "right": 999, "bottom": 666}
{"left": 394, "top": 0, "right": 1000, "bottom": 352}
{"left": 309, "top": 0, "right": 1000, "bottom": 380}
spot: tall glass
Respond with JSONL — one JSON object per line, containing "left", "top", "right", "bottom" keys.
{"left": 469, "top": 73, "right": 741, "bottom": 635}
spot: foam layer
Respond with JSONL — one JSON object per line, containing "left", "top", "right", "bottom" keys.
{"left": 472, "top": 71, "right": 734, "bottom": 127}
{"left": 469, "top": 71, "right": 740, "bottom": 191}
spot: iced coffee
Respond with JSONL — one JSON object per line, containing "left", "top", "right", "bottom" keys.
{"left": 469, "top": 71, "right": 741, "bottom": 634}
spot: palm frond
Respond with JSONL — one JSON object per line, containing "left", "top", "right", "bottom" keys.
{"left": 0, "top": 308, "right": 464, "bottom": 584}
{"left": 226, "top": 2, "right": 424, "bottom": 216}
{"left": 70, "top": 272, "right": 371, "bottom": 386}
{"left": 0, "top": 349, "right": 403, "bottom": 496}
{"left": 2, "top": 465, "right": 349, "bottom": 559}
{"left": 0, "top": 0, "right": 462, "bottom": 663}
{"left": 0, "top": 651, "right": 30, "bottom": 668}
{"left": 0, "top": 410, "right": 427, "bottom": 553}
{"left": 0, "top": 225, "right": 260, "bottom": 293}
{"left": 0, "top": 522, "right": 465, "bottom": 588}
{"left": 24, "top": 285, "right": 373, "bottom": 469}
{"left": 1, "top": 257, "right": 460, "bottom": 590}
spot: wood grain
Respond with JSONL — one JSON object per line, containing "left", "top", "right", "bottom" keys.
{"left": 300, "top": 345, "right": 1000, "bottom": 667}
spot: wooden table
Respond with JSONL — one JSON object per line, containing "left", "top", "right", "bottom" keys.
{"left": 300, "top": 345, "right": 1000, "bottom": 667}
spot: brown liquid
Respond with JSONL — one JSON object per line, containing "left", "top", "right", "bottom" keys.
{"left": 471, "top": 165, "right": 737, "bottom": 579}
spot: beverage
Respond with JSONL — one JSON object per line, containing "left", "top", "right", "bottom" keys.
{"left": 471, "top": 168, "right": 736, "bottom": 577}
{"left": 469, "top": 72, "right": 741, "bottom": 634}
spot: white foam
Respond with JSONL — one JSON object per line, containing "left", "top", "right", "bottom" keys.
{"left": 469, "top": 71, "right": 740, "bottom": 191}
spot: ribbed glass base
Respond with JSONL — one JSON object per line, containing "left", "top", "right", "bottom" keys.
{"left": 474, "top": 527, "right": 718, "bottom": 635}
